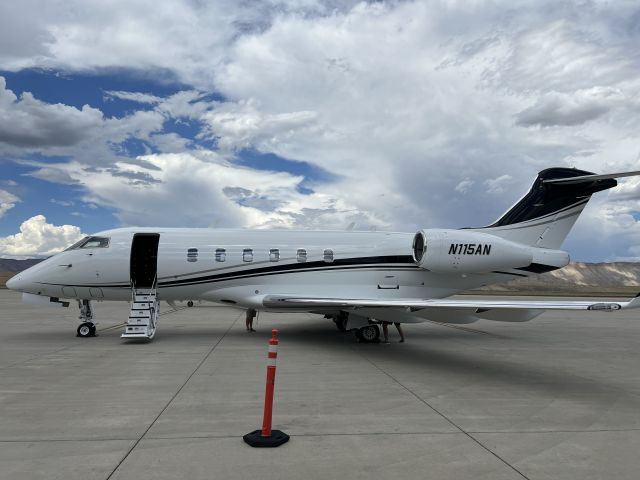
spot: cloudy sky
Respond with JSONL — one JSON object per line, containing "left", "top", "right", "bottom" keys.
{"left": 1, "top": 0, "right": 640, "bottom": 261}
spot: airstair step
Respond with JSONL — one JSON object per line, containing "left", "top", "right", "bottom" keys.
{"left": 135, "top": 288, "right": 156, "bottom": 294}
{"left": 121, "top": 329, "right": 150, "bottom": 338}
{"left": 134, "top": 295, "right": 156, "bottom": 302}
{"left": 125, "top": 284, "right": 159, "bottom": 339}
{"left": 127, "top": 317, "right": 149, "bottom": 326}
{"left": 132, "top": 302, "right": 152, "bottom": 309}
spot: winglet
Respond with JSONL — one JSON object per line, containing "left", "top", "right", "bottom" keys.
{"left": 622, "top": 292, "right": 640, "bottom": 310}
{"left": 587, "top": 302, "right": 622, "bottom": 311}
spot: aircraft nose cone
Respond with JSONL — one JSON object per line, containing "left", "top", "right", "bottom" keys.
{"left": 6, "top": 274, "right": 21, "bottom": 291}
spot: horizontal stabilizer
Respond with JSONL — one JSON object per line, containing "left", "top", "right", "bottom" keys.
{"left": 543, "top": 170, "right": 640, "bottom": 184}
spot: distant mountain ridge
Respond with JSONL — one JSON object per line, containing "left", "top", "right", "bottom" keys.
{"left": 472, "top": 262, "right": 640, "bottom": 296}
{"left": 0, "top": 258, "right": 44, "bottom": 273}
{"left": 545, "top": 262, "right": 640, "bottom": 287}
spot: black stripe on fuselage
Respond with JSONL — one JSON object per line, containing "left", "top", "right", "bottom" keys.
{"left": 515, "top": 263, "right": 559, "bottom": 274}
{"left": 491, "top": 271, "right": 529, "bottom": 278}
{"left": 491, "top": 262, "right": 560, "bottom": 278}
{"left": 159, "top": 255, "right": 417, "bottom": 288}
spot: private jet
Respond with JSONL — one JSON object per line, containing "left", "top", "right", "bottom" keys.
{"left": 7, "top": 167, "right": 640, "bottom": 342}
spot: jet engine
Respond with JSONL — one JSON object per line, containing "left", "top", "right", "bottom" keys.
{"left": 412, "top": 229, "right": 534, "bottom": 274}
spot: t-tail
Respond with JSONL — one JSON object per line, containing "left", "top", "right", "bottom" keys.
{"left": 473, "top": 167, "right": 640, "bottom": 249}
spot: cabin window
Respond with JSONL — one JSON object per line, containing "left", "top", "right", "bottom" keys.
{"left": 269, "top": 248, "right": 280, "bottom": 262}
{"left": 323, "top": 249, "right": 334, "bottom": 263}
{"left": 65, "top": 236, "right": 110, "bottom": 250}
{"left": 243, "top": 248, "right": 253, "bottom": 262}
{"left": 187, "top": 248, "right": 198, "bottom": 262}
{"left": 297, "top": 248, "right": 307, "bottom": 262}
{"left": 215, "top": 248, "right": 226, "bottom": 262}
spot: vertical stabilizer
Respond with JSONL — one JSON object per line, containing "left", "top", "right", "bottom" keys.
{"left": 473, "top": 168, "right": 617, "bottom": 249}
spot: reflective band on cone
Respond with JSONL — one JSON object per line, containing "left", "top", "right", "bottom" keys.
{"left": 243, "top": 328, "right": 290, "bottom": 448}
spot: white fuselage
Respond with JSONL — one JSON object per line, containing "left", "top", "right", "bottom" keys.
{"left": 8, "top": 227, "right": 534, "bottom": 310}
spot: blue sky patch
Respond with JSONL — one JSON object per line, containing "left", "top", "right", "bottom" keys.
{"left": 0, "top": 68, "right": 187, "bottom": 118}
{"left": 0, "top": 161, "right": 117, "bottom": 236}
{"left": 235, "top": 149, "right": 337, "bottom": 194}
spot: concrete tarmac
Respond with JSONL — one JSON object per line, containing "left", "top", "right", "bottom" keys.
{"left": 1, "top": 289, "right": 640, "bottom": 479}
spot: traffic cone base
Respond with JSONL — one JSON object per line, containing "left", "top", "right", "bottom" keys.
{"left": 243, "top": 429, "right": 290, "bottom": 448}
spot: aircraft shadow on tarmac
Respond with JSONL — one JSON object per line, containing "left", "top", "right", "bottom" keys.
{"left": 9, "top": 314, "right": 639, "bottom": 407}
{"left": 245, "top": 321, "right": 640, "bottom": 406}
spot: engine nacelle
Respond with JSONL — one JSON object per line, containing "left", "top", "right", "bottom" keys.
{"left": 412, "top": 229, "right": 534, "bottom": 274}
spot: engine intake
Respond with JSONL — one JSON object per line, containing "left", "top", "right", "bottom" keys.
{"left": 412, "top": 229, "right": 534, "bottom": 274}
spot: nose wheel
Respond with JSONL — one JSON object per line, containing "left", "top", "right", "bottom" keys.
{"left": 76, "top": 300, "right": 96, "bottom": 337}
{"left": 77, "top": 322, "right": 96, "bottom": 338}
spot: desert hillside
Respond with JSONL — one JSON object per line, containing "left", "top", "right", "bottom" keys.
{"left": 0, "top": 258, "right": 43, "bottom": 273}
{"left": 0, "top": 259, "right": 43, "bottom": 288}
{"left": 471, "top": 262, "right": 640, "bottom": 296}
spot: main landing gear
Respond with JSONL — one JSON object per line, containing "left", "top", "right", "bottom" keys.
{"left": 332, "top": 312, "right": 348, "bottom": 332}
{"left": 328, "top": 313, "right": 381, "bottom": 343}
{"left": 76, "top": 299, "right": 96, "bottom": 338}
{"left": 355, "top": 324, "right": 380, "bottom": 343}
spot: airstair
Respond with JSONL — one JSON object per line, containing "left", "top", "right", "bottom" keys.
{"left": 122, "top": 280, "right": 159, "bottom": 339}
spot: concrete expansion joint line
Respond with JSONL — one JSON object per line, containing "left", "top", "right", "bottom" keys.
{"left": 2, "top": 318, "right": 152, "bottom": 371}
{"left": 0, "top": 344, "right": 79, "bottom": 371}
{"left": 104, "top": 312, "right": 242, "bottom": 480}
{"left": 6, "top": 426, "right": 640, "bottom": 445}
{"left": 98, "top": 323, "right": 127, "bottom": 333}
{"left": 143, "top": 431, "right": 463, "bottom": 441}
{"left": 357, "top": 351, "right": 532, "bottom": 480}
{"left": 159, "top": 306, "right": 190, "bottom": 317}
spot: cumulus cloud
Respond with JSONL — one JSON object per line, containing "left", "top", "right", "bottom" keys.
{"left": 607, "top": 176, "right": 640, "bottom": 202}
{"left": 484, "top": 175, "right": 513, "bottom": 195}
{"left": 200, "top": 100, "right": 319, "bottom": 151}
{"left": 50, "top": 198, "right": 74, "bottom": 207}
{"left": 0, "top": 215, "right": 84, "bottom": 257}
{"left": 26, "top": 153, "right": 385, "bottom": 230}
{"left": 2, "top": 1, "right": 640, "bottom": 260}
{"left": 0, "top": 1, "right": 364, "bottom": 86}
{"left": 515, "top": 87, "right": 625, "bottom": 127}
{"left": 0, "top": 77, "right": 103, "bottom": 148}
{"left": 26, "top": 165, "right": 81, "bottom": 185}
{"left": 104, "top": 90, "right": 163, "bottom": 105}
{"left": 0, "top": 189, "right": 19, "bottom": 218}
{"left": 0, "top": 77, "right": 174, "bottom": 164}
{"left": 498, "top": 18, "right": 639, "bottom": 94}
{"left": 455, "top": 179, "right": 474, "bottom": 194}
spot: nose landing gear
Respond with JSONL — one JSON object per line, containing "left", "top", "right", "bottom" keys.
{"left": 76, "top": 300, "right": 96, "bottom": 338}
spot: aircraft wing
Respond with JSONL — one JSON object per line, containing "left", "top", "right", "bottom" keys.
{"left": 262, "top": 294, "right": 640, "bottom": 312}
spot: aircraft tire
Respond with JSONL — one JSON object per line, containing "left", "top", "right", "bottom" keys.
{"left": 356, "top": 325, "right": 380, "bottom": 343}
{"left": 77, "top": 322, "right": 94, "bottom": 338}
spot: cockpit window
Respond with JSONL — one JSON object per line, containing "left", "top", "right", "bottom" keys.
{"left": 65, "top": 236, "right": 110, "bottom": 250}
{"left": 65, "top": 237, "right": 89, "bottom": 251}
{"left": 81, "top": 237, "right": 110, "bottom": 249}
